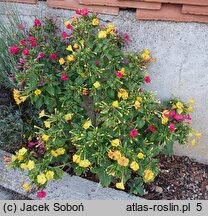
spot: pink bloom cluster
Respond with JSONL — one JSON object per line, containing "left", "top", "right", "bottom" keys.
{"left": 76, "top": 8, "right": 88, "bottom": 16}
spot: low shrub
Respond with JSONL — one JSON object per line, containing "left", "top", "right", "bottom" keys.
{"left": 5, "top": 9, "right": 199, "bottom": 197}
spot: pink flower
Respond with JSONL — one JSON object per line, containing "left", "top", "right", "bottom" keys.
{"left": 95, "top": 61, "right": 100, "bottom": 66}
{"left": 76, "top": 8, "right": 88, "bottom": 16}
{"left": 168, "top": 123, "right": 175, "bottom": 132}
{"left": 186, "top": 114, "right": 192, "bottom": 120}
{"left": 144, "top": 76, "right": 151, "bottom": 83}
{"left": 149, "top": 125, "right": 155, "bottom": 133}
{"left": 169, "top": 110, "right": 176, "bottom": 118}
{"left": 28, "top": 141, "right": 38, "bottom": 148}
{"left": 37, "top": 52, "right": 44, "bottom": 59}
{"left": 38, "top": 80, "right": 44, "bottom": 87}
{"left": 23, "top": 48, "right": 29, "bottom": 56}
{"left": 31, "top": 41, "right": 37, "bottom": 47}
{"left": 61, "top": 74, "right": 69, "bottom": 81}
{"left": 29, "top": 36, "right": 36, "bottom": 42}
{"left": 20, "top": 39, "right": 27, "bottom": 46}
{"left": 66, "top": 24, "right": 73, "bottom": 30}
{"left": 76, "top": 9, "right": 82, "bottom": 15}
{"left": 130, "top": 129, "right": 139, "bottom": 138}
{"left": 9, "top": 46, "right": 20, "bottom": 54}
{"left": 34, "top": 18, "right": 41, "bottom": 26}
{"left": 37, "top": 190, "right": 46, "bottom": 198}
{"left": 62, "top": 31, "right": 69, "bottom": 39}
{"left": 18, "top": 24, "right": 24, "bottom": 29}
{"left": 174, "top": 114, "right": 184, "bottom": 121}
{"left": 115, "top": 71, "right": 123, "bottom": 78}
{"left": 124, "top": 33, "right": 129, "bottom": 40}
{"left": 50, "top": 53, "right": 57, "bottom": 60}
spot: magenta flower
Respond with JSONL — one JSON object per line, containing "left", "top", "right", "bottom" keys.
{"left": 66, "top": 24, "right": 73, "bottom": 30}
{"left": 124, "top": 33, "right": 129, "bottom": 40}
{"left": 23, "top": 48, "right": 29, "bottom": 56}
{"left": 169, "top": 110, "right": 176, "bottom": 118}
{"left": 174, "top": 114, "right": 184, "bottom": 121}
{"left": 37, "top": 190, "right": 46, "bottom": 198}
{"left": 130, "top": 129, "right": 139, "bottom": 138}
{"left": 168, "top": 123, "right": 175, "bottom": 132}
{"left": 61, "top": 74, "right": 69, "bottom": 81}
{"left": 95, "top": 61, "right": 100, "bottom": 66}
{"left": 20, "top": 39, "right": 27, "bottom": 46}
{"left": 149, "top": 125, "right": 155, "bottom": 133}
{"left": 37, "top": 52, "right": 44, "bottom": 59}
{"left": 9, "top": 46, "right": 20, "bottom": 55}
{"left": 76, "top": 8, "right": 88, "bottom": 16}
{"left": 115, "top": 71, "right": 123, "bottom": 78}
{"left": 144, "top": 76, "right": 151, "bottom": 83}
{"left": 186, "top": 114, "right": 192, "bottom": 120}
{"left": 50, "top": 53, "right": 57, "bottom": 60}
{"left": 34, "top": 18, "right": 41, "bottom": 26}
{"left": 18, "top": 24, "right": 24, "bottom": 29}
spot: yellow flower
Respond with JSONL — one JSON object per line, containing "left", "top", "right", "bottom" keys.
{"left": 46, "top": 171, "right": 54, "bottom": 180}
{"left": 72, "top": 16, "right": 78, "bottom": 22}
{"left": 17, "top": 155, "right": 23, "bottom": 161}
{"left": 64, "top": 20, "right": 70, "bottom": 27}
{"left": 143, "top": 169, "right": 154, "bottom": 182}
{"left": 59, "top": 58, "right": 65, "bottom": 65}
{"left": 120, "top": 68, "right": 125, "bottom": 75}
{"left": 73, "top": 154, "right": 80, "bottom": 163}
{"left": 44, "top": 121, "right": 51, "bottom": 128}
{"left": 141, "top": 49, "right": 150, "bottom": 60}
{"left": 118, "top": 156, "right": 129, "bottom": 167}
{"left": 112, "top": 100, "right": 119, "bottom": 108}
{"left": 82, "top": 119, "right": 92, "bottom": 129}
{"left": 51, "top": 150, "right": 59, "bottom": 157}
{"left": 37, "top": 174, "right": 47, "bottom": 185}
{"left": 73, "top": 43, "right": 79, "bottom": 49}
{"left": 42, "top": 134, "right": 49, "bottom": 141}
{"left": 137, "top": 97, "right": 143, "bottom": 102}
{"left": 92, "top": 18, "right": 99, "bottom": 26}
{"left": 111, "top": 139, "right": 120, "bottom": 147}
{"left": 116, "top": 182, "right": 125, "bottom": 190}
{"left": 162, "top": 117, "right": 168, "bottom": 125}
{"left": 189, "top": 99, "right": 195, "bottom": 104}
{"left": 188, "top": 106, "right": 194, "bottom": 112}
{"left": 27, "top": 160, "right": 35, "bottom": 170}
{"left": 130, "top": 161, "right": 140, "bottom": 171}
{"left": 19, "top": 96, "right": 28, "bottom": 103}
{"left": 93, "top": 81, "right": 101, "bottom": 89}
{"left": 22, "top": 183, "right": 30, "bottom": 191}
{"left": 191, "top": 139, "right": 196, "bottom": 146}
{"left": 98, "top": 31, "right": 107, "bottom": 39}
{"left": 134, "top": 101, "right": 141, "bottom": 109}
{"left": 34, "top": 89, "right": 41, "bottom": 96}
{"left": 79, "top": 159, "right": 91, "bottom": 168}
{"left": 39, "top": 110, "right": 46, "bottom": 118}
{"left": 18, "top": 147, "right": 27, "bottom": 156}
{"left": 56, "top": 148, "right": 65, "bottom": 155}
{"left": 20, "top": 163, "right": 28, "bottom": 170}
{"left": 80, "top": 73, "right": 86, "bottom": 78}
{"left": 108, "top": 150, "right": 121, "bottom": 161}
{"left": 117, "top": 88, "right": 128, "bottom": 100}
{"left": 137, "top": 152, "right": 144, "bottom": 159}
{"left": 13, "top": 89, "right": 28, "bottom": 105}
{"left": 176, "top": 101, "right": 184, "bottom": 113}
{"left": 67, "top": 54, "right": 75, "bottom": 62}
{"left": 66, "top": 45, "right": 73, "bottom": 51}
{"left": 11, "top": 155, "right": 16, "bottom": 162}
{"left": 106, "top": 23, "right": 115, "bottom": 35}
{"left": 64, "top": 113, "right": 73, "bottom": 121}
{"left": 195, "top": 132, "right": 202, "bottom": 139}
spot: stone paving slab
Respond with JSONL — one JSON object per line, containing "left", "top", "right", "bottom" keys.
{"left": 0, "top": 150, "right": 142, "bottom": 200}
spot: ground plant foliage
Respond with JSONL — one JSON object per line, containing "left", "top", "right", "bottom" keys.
{"left": 3, "top": 9, "right": 198, "bottom": 198}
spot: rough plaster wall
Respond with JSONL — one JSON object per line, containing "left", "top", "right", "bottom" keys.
{"left": 0, "top": 2, "right": 208, "bottom": 163}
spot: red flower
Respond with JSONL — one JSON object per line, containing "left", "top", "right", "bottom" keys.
{"left": 9, "top": 46, "right": 20, "bottom": 54}
{"left": 62, "top": 31, "right": 69, "bottom": 39}
{"left": 115, "top": 71, "right": 123, "bottom": 78}
{"left": 50, "top": 53, "right": 57, "bottom": 60}
{"left": 29, "top": 36, "right": 36, "bottom": 42}
{"left": 95, "top": 61, "right": 100, "bottom": 66}
{"left": 31, "top": 42, "right": 37, "bottom": 47}
{"left": 144, "top": 76, "right": 151, "bottom": 83}
{"left": 61, "top": 74, "right": 69, "bottom": 81}
{"left": 76, "top": 8, "right": 88, "bottom": 16}
{"left": 169, "top": 110, "right": 176, "bottom": 118}
{"left": 66, "top": 24, "right": 73, "bottom": 30}
{"left": 34, "top": 18, "right": 41, "bottom": 26}
{"left": 174, "top": 114, "right": 184, "bottom": 121}
{"left": 23, "top": 48, "right": 29, "bottom": 56}
{"left": 168, "top": 123, "right": 175, "bottom": 132}
{"left": 186, "top": 114, "right": 192, "bottom": 120}
{"left": 124, "top": 33, "right": 129, "bottom": 40}
{"left": 18, "top": 24, "right": 24, "bottom": 29}
{"left": 37, "top": 52, "right": 44, "bottom": 59}
{"left": 20, "top": 39, "right": 27, "bottom": 46}
{"left": 130, "top": 129, "right": 138, "bottom": 138}
{"left": 149, "top": 125, "right": 155, "bottom": 133}
{"left": 37, "top": 190, "right": 46, "bottom": 198}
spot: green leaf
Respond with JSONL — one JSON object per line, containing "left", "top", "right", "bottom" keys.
{"left": 53, "top": 167, "right": 64, "bottom": 180}
{"left": 161, "top": 142, "right": 174, "bottom": 155}
{"left": 136, "top": 119, "right": 145, "bottom": 129}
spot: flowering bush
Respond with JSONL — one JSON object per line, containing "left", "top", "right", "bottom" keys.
{"left": 5, "top": 9, "right": 199, "bottom": 197}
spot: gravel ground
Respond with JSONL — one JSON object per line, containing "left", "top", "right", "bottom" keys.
{"left": 143, "top": 154, "right": 208, "bottom": 200}
{"left": 0, "top": 186, "right": 30, "bottom": 200}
